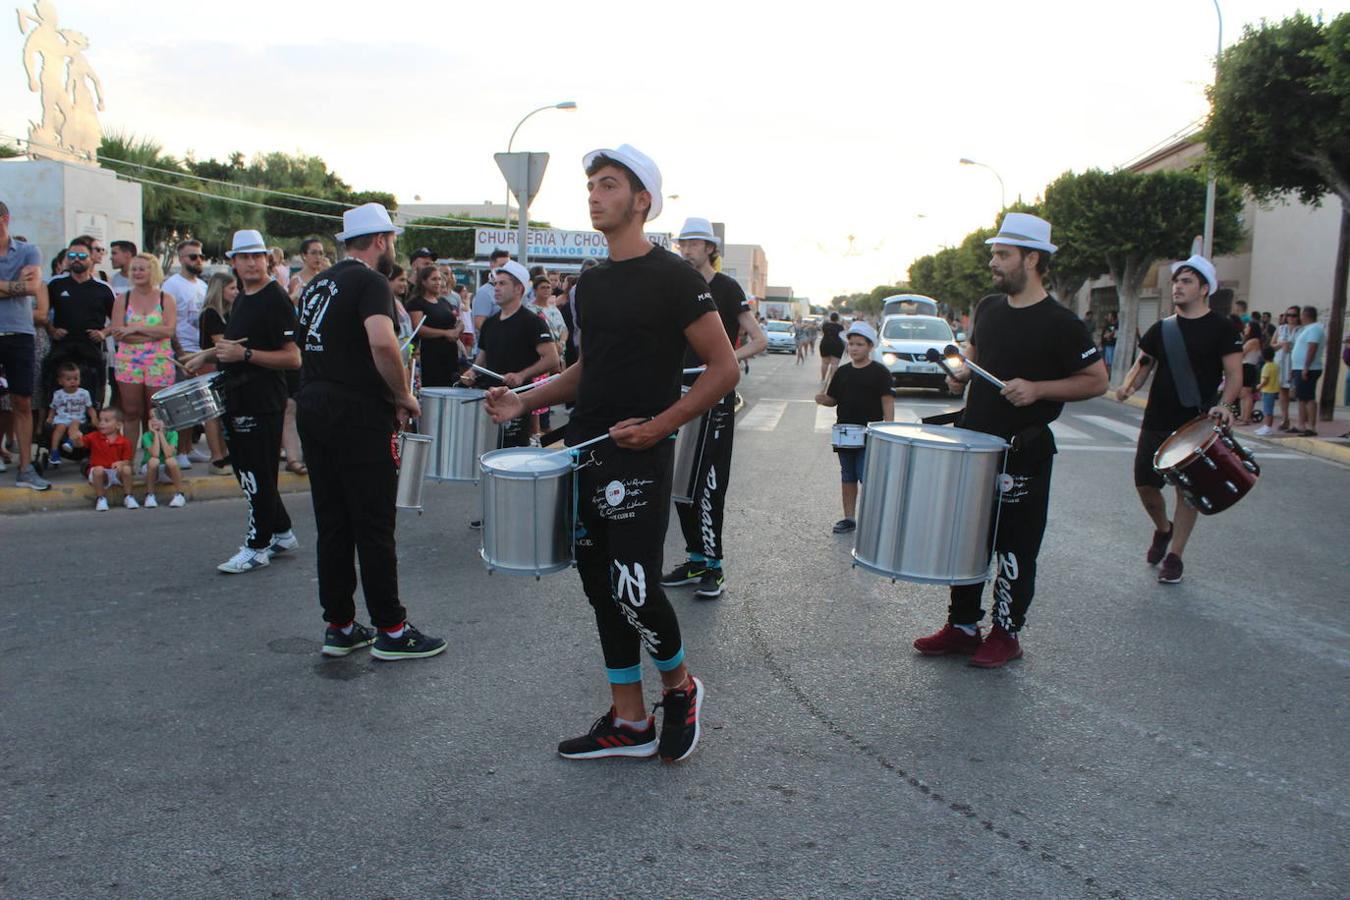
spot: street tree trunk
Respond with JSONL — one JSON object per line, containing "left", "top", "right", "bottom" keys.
{"left": 1319, "top": 201, "right": 1348, "bottom": 418}
{"left": 1110, "top": 256, "right": 1148, "bottom": 386}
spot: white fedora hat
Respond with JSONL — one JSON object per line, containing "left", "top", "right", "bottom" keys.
{"left": 1171, "top": 254, "right": 1218, "bottom": 294}
{"left": 495, "top": 259, "right": 531, "bottom": 290}
{"left": 985, "top": 212, "right": 1058, "bottom": 255}
{"left": 678, "top": 217, "right": 719, "bottom": 245}
{"left": 225, "top": 229, "right": 268, "bottom": 258}
{"left": 845, "top": 321, "right": 878, "bottom": 345}
{"left": 335, "top": 202, "right": 404, "bottom": 242}
{"left": 582, "top": 143, "right": 663, "bottom": 221}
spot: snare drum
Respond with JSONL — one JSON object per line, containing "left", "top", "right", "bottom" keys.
{"left": 422, "top": 387, "right": 499, "bottom": 483}
{"left": 1153, "top": 416, "right": 1259, "bottom": 515}
{"left": 479, "top": 447, "right": 574, "bottom": 577}
{"left": 151, "top": 373, "right": 225, "bottom": 430}
{"left": 671, "top": 385, "right": 711, "bottom": 505}
{"left": 831, "top": 423, "right": 866, "bottom": 449}
{"left": 853, "top": 422, "right": 1009, "bottom": 585}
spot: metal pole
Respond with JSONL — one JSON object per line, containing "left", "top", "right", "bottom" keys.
{"left": 1202, "top": 0, "right": 1223, "bottom": 258}
{"left": 518, "top": 161, "right": 530, "bottom": 268}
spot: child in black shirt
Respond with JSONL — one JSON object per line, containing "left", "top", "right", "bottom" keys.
{"left": 815, "top": 321, "right": 894, "bottom": 533}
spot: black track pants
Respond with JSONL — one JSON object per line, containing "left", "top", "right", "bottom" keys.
{"left": 674, "top": 394, "right": 736, "bottom": 562}
{"left": 948, "top": 453, "right": 1053, "bottom": 633}
{"left": 223, "top": 410, "right": 291, "bottom": 551}
{"left": 575, "top": 440, "right": 686, "bottom": 683}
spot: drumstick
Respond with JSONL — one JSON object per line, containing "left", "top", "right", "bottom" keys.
{"left": 471, "top": 363, "right": 507, "bottom": 381}
{"left": 548, "top": 417, "right": 655, "bottom": 457}
{"left": 399, "top": 317, "right": 427, "bottom": 353}
{"left": 459, "top": 373, "right": 561, "bottom": 403}
{"left": 682, "top": 366, "right": 706, "bottom": 375}
{"left": 942, "top": 344, "right": 1006, "bottom": 391}
{"left": 923, "top": 347, "right": 959, "bottom": 379}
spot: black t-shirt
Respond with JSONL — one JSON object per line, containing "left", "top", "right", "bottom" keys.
{"left": 683, "top": 272, "right": 748, "bottom": 371}
{"left": 1138, "top": 311, "right": 1242, "bottom": 431}
{"left": 47, "top": 274, "right": 114, "bottom": 339}
{"left": 475, "top": 306, "right": 552, "bottom": 387}
{"left": 827, "top": 360, "right": 893, "bottom": 426}
{"left": 406, "top": 294, "right": 461, "bottom": 370}
{"left": 961, "top": 294, "right": 1101, "bottom": 445}
{"left": 297, "top": 259, "right": 397, "bottom": 405}
{"left": 820, "top": 320, "right": 845, "bottom": 351}
{"left": 199, "top": 307, "right": 226, "bottom": 350}
{"left": 220, "top": 281, "right": 296, "bottom": 415}
{"left": 569, "top": 247, "right": 718, "bottom": 440}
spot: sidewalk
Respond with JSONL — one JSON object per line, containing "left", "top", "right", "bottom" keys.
{"left": 1123, "top": 395, "right": 1350, "bottom": 465}
{"left": 0, "top": 457, "right": 310, "bottom": 514}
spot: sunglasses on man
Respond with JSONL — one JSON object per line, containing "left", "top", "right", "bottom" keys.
{"left": 66, "top": 251, "right": 89, "bottom": 260}
{"left": 183, "top": 253, "right": 204, "bottom": 260}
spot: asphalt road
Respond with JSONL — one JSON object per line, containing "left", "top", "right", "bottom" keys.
{"left": 3, "top": 350, "right": 1347, "bottom": 898}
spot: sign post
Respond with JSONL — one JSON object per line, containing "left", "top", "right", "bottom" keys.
{"left": 494, "top": 152, "right": 549, "bottom": 267}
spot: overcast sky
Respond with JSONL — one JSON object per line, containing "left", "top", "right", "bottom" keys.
{"left": 4, "top": 0, "right": 1341, "bottom": 301}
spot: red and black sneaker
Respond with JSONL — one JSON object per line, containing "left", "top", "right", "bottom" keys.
{"left": 913, "top": 623, "right": 983, "bottom": 656}
{"left": 557, "top": 708, "right": 657, "bottom": 760}
{"left": 656, "top": 675, "right": 705, "bottom": 763}
{"left": 1146, "top": 523, "right": 1173, "bottom": 565}
{"left": 1158, "top": 552, "right": 1184, "bottom": 584}
{"left": 968, "top": 624, "right": 1023, "bottom": 668}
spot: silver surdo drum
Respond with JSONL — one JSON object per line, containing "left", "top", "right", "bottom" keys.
{"left": 421, "top": 387, "right": 499, "bottom": 483}
{"left": 853, "top": 423, "right": 1009, "bottom": 585}
{"left": 479, "top": 447, "right": 574, "bottom": 578}
{"left": 671, "top": 385, "right": 710, "bottom": 505}
{"left": 151, "top": 373, "right": 225, "bottom": 430}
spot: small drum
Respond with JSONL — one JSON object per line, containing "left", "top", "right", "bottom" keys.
{"left": 151, "top": 373, "right": 224, "bottom": 430}
{"left": 422, "top": 387, "right": 499, "bottom": 483}
{"left": 479, "top": 447, "right": 574, "bottom": 577}
{"left": 853, "top": 422, "right": 1009, "bottom": 585}
{"left": 671, "top": 385, "right": 711, "bottom": 505}
{"left": 831, "top": 423, "right": 866, "bottom": 449}
{"left": 394, "top": 432, "right": 433, "bottom": 512}
{"left": 1153, "top": 416, "right": 1259, "bottom": 515}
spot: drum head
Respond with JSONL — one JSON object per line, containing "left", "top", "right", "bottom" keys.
{"left": 481, "top": 447, "right": 572, "bottom": 476}
{"left": 152, "top": 373, "right": 218, "bottom": 401}
{"left": 1154, "top": 417, "right": 1216, "bottom": 469}
{"left": 866, "top": 421, "right": 1008, "bottom": 451}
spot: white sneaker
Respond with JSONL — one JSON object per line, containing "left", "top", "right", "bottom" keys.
{"left": 176, "top": 453, "right": 193, "bottom": 470}
{"left": 1254, "top": 425, "right": 1274, "bottom": 436}
{"left": 144, "top": 493, "right": 158, "bottom": 508}
{"left": 124, "top": 495, "right": 140, "bottom": 510}
{"left": 169, "top": 493, "right": 186, "bottom": 508}
{"left": 187, "top": 448, "right": 212, "bottom": 463}
{"left": 217, "top": 546, "right": 270, "bottom": 574}
{"left": 268, "top": 529, "right": 299, "bottom": 555}
{"left": 95, "top": 496, "right": 109, "bottom": 512}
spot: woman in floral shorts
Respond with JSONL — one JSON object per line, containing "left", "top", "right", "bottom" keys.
{"left": 111, "top": 253, "right": 177, "bottom": 449}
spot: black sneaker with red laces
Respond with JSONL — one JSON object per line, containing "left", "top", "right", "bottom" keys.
{"left": 557, "top": 708, "right": 658, "bottom": 760}
{"left": 656, "top": 675, "right": 705, "bottom": 763}
{"left": 1147, "top": 523, "right": 1173, "bottom": 565}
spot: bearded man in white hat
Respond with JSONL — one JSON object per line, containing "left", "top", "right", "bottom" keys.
{"left": 485, "top": 144, "right": 740, "bottom": 763}
{"left": 293, "top": 203, "right": 446, "bottom": 661}
{"left": 184, "top": 229, "right": 301, "bottom": 574}
{"left": 1114, "top": 254, "right": 1242, "bottom": 585}
{"left": 913, "top": 212, "right": 1108, "bottom": 668}
{"left": 659, "top": 216, "right": 767, "bottom": 600}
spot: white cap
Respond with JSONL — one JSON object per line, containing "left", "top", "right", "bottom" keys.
{"left": 678, "top": 217, "right": 719, "bottom": 245}
{"left": 582, "top": 144, "right": 663, "bottom": 221}
{"left": 225, "top": 229, "right": 267, "bottom": 258}
{"left": 985, "top": 212, "right": 1058, "bottom": 255}
{"left": 846, "top": 321, "right": 878, "bottom": 345}
{"left": 495, "top": 259, "right": 531, "bottom": 291}
{"left": 335, "top": 202, "right": 404, "bottom": 242}
{"left": 1171, "top": 254, "right": 1218, "bottom": 294}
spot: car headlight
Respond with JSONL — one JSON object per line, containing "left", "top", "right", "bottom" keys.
{"left": 882, "top": 353, "right": 898, "bottom": 366}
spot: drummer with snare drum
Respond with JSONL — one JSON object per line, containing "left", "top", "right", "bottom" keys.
{"left": 813, "top": 321, "right": 893, "bottom": 536}
{"left": 913, "top": 213, "right": 1107, "bottom": 668}
{"left": 1114, "top": 255, "right": 1242, "bottom": 585}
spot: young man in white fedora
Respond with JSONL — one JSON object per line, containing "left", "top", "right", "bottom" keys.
{"left": 660, "top": 216, "right": 766, "bottom": 599}
{"left": 485, "top": 145, "right": 739, "bottom": 761}
{"left": 294, "top": 203, "right": 445, "bottom": 661}
{"left": 184, "top": 230, "right": 302, "bottom": 574}
{"left": 913, "top": 213, "right": 1107, "bottom": 667}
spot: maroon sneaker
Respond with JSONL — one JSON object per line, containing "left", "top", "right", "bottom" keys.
{"left": 1146, "top": 523, "right": 1173, "bottom": 565}
{"left": 913, "top": 623, "right": 983, "bottom": 656}
{"left": 1158, "top": 552, "right": 1184, "bottom": 584}
{"left": 968, "top": 624, "right": 1023, "bottom": 668}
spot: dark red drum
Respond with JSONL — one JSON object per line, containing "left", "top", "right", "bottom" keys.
{"left": 1153, "top": 416, "right": 1259, "bottom": 515}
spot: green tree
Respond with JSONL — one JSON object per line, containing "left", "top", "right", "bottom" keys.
{"left": 99, "top": 132, "right": 206, "bottom": 255}
{"left": 1041, "top": 169, "right": 1244, "bottom": 382}
{"left": 1206, "top": 12, "right": 1350, "bottom": 416}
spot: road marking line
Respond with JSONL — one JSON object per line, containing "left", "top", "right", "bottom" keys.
{"left": 1075, "top": 414, "right": 1142, "bottom": 440}
{"left": 1057, "top": 446, "right": 1135, "bottom": 452}
{"left": 740, "top": 400, "right": 788, "bottom": 431}
{"left": 1050, "top": 420, "right": 1091, "bottom": 441}
{"left": 814, "top": 406, "right": 834, "bottom": 433}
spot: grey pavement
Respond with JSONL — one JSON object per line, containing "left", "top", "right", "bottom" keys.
{"left": 2, "top": 351, "right": 1347, "bottom": 898}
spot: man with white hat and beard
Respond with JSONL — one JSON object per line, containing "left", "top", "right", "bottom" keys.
{"left": 293, "top": 203, "right": 446, "bottom": 661}
{"left": 913, "top": 213, "right": 1107, "bottom": 668}
{"left": 660, "top": 217, "right": 767, "bottom": 599}
{"left": 183, "top": 229, "right": 301, "bottom": 574}
{"left": 485, "top": 144, "right": 739, "bottom": 762}
{"left": 1114, "top": 254, "right": 1241, "bottom": 585}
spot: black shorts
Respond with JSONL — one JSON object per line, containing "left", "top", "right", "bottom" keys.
{"left": 1134, "top": 427, "right": 1172, "bottom": 489}
{"left": 1241, "top": 363, "right": 1258, "bottom": 389}
{"left": 1293, "top": 370, "right": 1321, "bottom": 402}
{"left": 0, "top": 333, "right": 36, "bottom": 397}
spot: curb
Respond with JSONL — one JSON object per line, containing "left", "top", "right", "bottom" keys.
{"left": 1121, "top": 392, "right": 1350, "bottom": 465}
{"left": 0, "top": 470, "right": 311, "bottom": 514}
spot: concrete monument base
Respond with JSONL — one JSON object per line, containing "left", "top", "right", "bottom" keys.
{"left": 0, "top": 158, "right": 142, "bottom": 261}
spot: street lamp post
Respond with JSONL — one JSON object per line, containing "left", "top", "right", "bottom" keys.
{"left": 1202, "top": 0, "right": 1222, "bottom": 258}
{"left": 959, "top": 157, "right": 1006, "bottom": 210}
{"left": 503, "top": 101, "right": 577, "bottom": 236}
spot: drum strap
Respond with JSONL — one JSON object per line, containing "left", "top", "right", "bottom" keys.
{"left": 1161, "top": 315, "right": 1205, "bottom": 411}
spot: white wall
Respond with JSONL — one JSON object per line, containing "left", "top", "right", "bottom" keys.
{"left": 1248, "top": 197, "right": 1342, "bottom": 318}
{"left": 0, "top": 159, "right": 142, "bottom": 261}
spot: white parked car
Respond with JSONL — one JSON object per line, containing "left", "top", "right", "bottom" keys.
{"left": 764, "top": 320, "right": 797, "bottom": 353}
{"left": 876, "top": 314, "right": 959, "bottom": 393}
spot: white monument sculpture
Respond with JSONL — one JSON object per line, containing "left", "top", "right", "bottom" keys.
{"left": 17, "top": 0, "right": 104, "bottom": 162}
